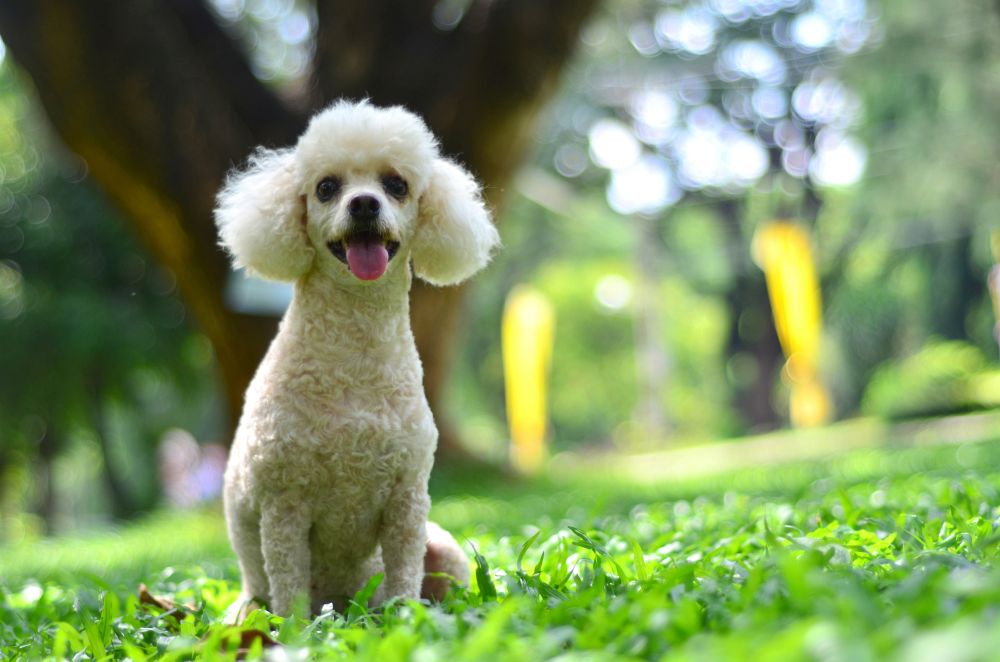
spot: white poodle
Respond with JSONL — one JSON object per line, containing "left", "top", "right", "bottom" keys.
{"left": 215, "top": 99, "right": 499, "bottom": 616}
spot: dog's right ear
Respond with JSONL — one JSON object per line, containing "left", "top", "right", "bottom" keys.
{"left": 215, "top": 148, "right": 315, "bottom": 281}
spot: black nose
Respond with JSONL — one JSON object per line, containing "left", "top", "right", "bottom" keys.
{"left": 348, "top": 195, "right": 380, "bottom": 221}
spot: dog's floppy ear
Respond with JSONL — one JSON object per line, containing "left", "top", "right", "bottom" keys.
{"left": 215, "top": 148, "right": 315, "bottom": 281}
{"left": 411, "top": 158, "right": 499, "bottom": 286}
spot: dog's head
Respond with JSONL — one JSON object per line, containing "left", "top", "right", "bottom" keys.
{"left": 215, "top": 100, "right": 499, "bottom": 287}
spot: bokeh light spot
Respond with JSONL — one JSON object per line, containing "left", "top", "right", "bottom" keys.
{"left": 595, "top": 274, "right": 633, "bottom": 312}
{"left": 718, "top": 40, "right": 786, "bottom": 85}
{"left": 607, "top": 155, "right": 680, "bottom": 215}
{"left": 810, "top": 131, "right": 866, "bottom": 186}
{"left": 752, "top": 87, "right": 788, "bottom": 119}
{"left": 655, "top": 7, "right": 718, "bottom": 55}
{"left": 792, "top": 12, "right": 833, "bottom": 50}
{"left": 628, "top": 22, "right": 660, "bottom": 57}
{"left": 589, "top": 119, "right": 641, "bottom": 171}
{"left": 278, "top": 11, "right": 311, "bottom": 44}
{"left": 0, "top": 259, "right": 25, "bottom": 320}
{"left": 554, "top": 144, "right": 589, "bottom": 178}
{"left": 432, "top": 0, "right": 467, "bottom": 31}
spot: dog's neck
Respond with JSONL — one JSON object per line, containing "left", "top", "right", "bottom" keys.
{"left": 280, "top": 261, "right": 417, "bottom": 362}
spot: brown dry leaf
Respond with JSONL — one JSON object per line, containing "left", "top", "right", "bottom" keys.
{"left": 201, "top": 628, "right": 280, "bottom": 660}
{"left": 235, "top": 629, "right": 280, "bottom": 654}
{"left": 137, "top": 583, "right": 199, "bottom": 634}
{"left": 138, "top": 584, "right": 279, "bottom": 657}
{"left": 138, "top": 583, "right": 179, "bottom": 611}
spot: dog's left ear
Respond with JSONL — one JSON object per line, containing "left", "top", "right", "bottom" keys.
{"left": 411, "top": 158, "right": 500, "bottom": 286}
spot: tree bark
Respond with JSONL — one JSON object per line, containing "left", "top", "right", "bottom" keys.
{"left": 926, "top": 234, "right": 980, "bottom": 341}
{"left": 33, "top": 426, "right": 58, "bottom": 534}
{"left": 633, "top": 214, "right": 670, "bottom": 443}
{"left": 717, "top": 198, "right": 783, "bottom": 431}
{"left": 86, "top": 374, "right": 141, "bottom": 520}
{"left": 0, "top": 0, "right": 599, "bottom": 457}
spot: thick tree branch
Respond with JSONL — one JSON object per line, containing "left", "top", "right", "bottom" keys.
{"left": 0, "top": 0, "right": 300, "bottom": 420}
{"left": 170, "top": 0, "right": 306, "bottom": 146}
{"left": 313, "top": 0, "right": 449, "bottom": 108}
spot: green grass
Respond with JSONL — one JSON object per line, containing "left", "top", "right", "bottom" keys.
{"left": 4, "top": 437, "right": 1000, "bottom": 660}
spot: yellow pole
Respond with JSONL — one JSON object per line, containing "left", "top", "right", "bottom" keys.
{"left": 502, "top": 285, "right": 555, "bottom": 473}
{"left": 752, "top": 221, "right": 832, "bottom": 427}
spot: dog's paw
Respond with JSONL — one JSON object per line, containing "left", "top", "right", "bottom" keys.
{"left": 222, "top": 594, "right": 264, "bottom": 625}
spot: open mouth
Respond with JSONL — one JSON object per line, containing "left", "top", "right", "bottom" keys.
{"left": 327, "top": 231, "right": 401, "bottom": 281}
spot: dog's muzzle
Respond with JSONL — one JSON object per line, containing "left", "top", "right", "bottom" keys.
{"left": 326, "top": 195, "right": 401, "bottom": 281}
{"left": 327, "top": 229, "right": 400, "bottom": 281}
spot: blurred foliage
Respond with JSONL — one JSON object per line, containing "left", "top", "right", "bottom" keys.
{"left": 0, "top": 64, "right": 223, "bottom": 536}
{"left": 451, "top": 192, "right": 737, "bottom": 452}
{"left": 451, "top": 0, "right": 1000, "bottom": 452}
{"left": 848, "top": 2, "right": 1000, "bottom": 240}
{"left": 829, "top": 0, "right": 1000, "bottom": 406}
{"left": 862, "top": 340, "right": 1000, "bottom": 419}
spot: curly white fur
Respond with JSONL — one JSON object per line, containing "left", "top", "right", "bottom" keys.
{"left": 215, "top": 100, "right": 498, "bottom": 615}
{"left": 216, "top": 148, "right": 315, "bottom": 281}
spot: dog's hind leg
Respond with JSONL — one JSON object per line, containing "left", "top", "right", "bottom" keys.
{"left": 369, "top": 520, "right": 470, "bottom": 604}
{"left": 421, "top": 521, "right": 470, "bottom": 601}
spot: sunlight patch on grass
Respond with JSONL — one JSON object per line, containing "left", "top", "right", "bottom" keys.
{"left": 0, "top": 508, "right": 232, "bottom": 587}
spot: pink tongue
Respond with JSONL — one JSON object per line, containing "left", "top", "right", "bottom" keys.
{"left": 345, "top": 237, "right": 389, "bottom": 281}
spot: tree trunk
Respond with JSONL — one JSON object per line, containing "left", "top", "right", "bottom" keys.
{"left": 717, "top": 198, "right": 784, "bottom": 431}
{"left": 633, "top": 213, "right": 670, "bottom": 444}
{"left": 86, "top": 375, "right": 142, "bottom": 520}
{"left": 0, "top": 0, "right": 599, "bottom": 458}
{"left": 33, "top": 425, "right": 58, "bottom": 534}
{"left": 926, "top": 234, "right": 980, "bottom": 341}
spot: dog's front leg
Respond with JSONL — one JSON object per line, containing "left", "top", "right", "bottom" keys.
{"left": 260, "top": 496, "right": 312, "bottom": 615}
{"left": 379, "top": 477, "right": 431, "bottom": 601}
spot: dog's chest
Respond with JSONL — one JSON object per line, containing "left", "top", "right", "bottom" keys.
{"left": 305, "top": 432, "right": 399, "bottom": 513}
{"left": 244, "top": 401, "right": 433, "bottom": 491}
{"left": 234, "top": 306, "right": 436, "bottom": 499}
{"left": 311, "top": 426, "right": 409, "bottom": 485}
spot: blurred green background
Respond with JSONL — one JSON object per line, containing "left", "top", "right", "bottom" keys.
{"left": 1, "top": 0, "right": 999, "bottom": 541}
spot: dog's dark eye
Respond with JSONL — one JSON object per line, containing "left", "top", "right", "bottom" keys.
{"left": 316, "top": 176, "right": 341, "bottom": 203}
{"left": 382, "top": 174, "right": 408, "bottom": 199}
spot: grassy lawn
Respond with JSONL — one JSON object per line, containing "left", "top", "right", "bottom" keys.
{"left": 4, "top": 433, "right": 1000, "bottom": 660}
